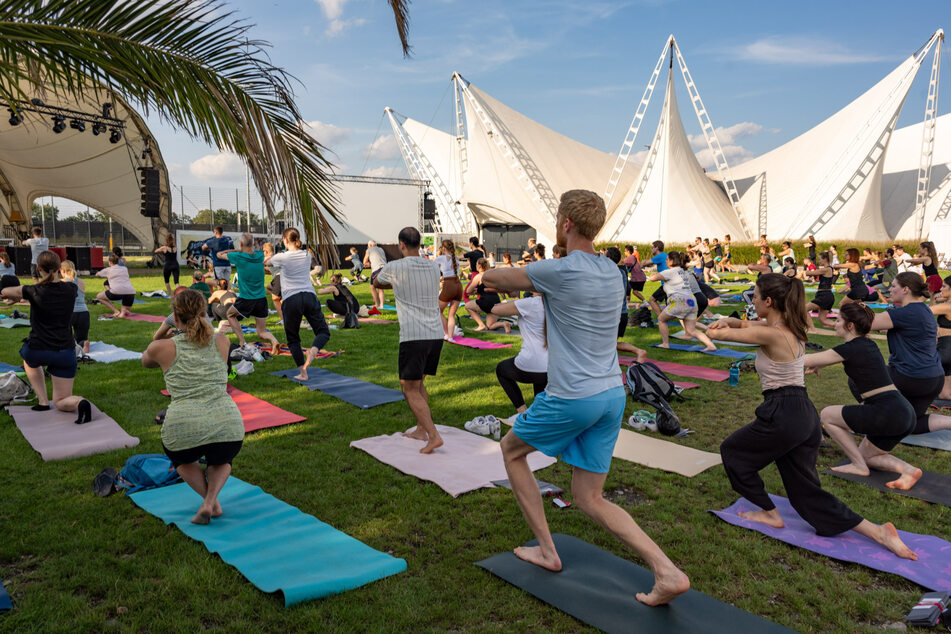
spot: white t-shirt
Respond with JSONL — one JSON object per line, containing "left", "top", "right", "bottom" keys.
{"left": 375, "top": 256, "right": 443, "bottom": 343}
{"left": 268, "top": 250, "right": 315, "bottom": 300}
{"left": 659, "top": 268, "right": 688, "bottom": 297}
{"left": 96, "top": 265, "right": 135, "bottom": 295}
{"left": 513, "top": 296, "right": 547, "bottom": 374}
{"left": 25, "top": 237, "right": 49, "bottom": 264}
{"left": 366, "top": 246, "right": 387, "bottom": 272}
{"left": 434, "top": 254, "right": 459, "bottom": 278}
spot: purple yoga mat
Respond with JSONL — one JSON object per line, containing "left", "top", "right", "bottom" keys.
{"left": 618, "top": 355, "right": 729, "bottom": 382}
{"left": 448, "top": 336, "right": 511, "bottom": 350}
{"left": 711, "top": 495, "right": 951, "bottom": 591}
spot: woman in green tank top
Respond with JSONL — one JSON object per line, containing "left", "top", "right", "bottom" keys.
{"left": 142, "top": 289, "right": 243, "bottom": 525}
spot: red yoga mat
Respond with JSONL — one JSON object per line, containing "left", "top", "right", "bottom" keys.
{"left": 161, "top": 386, "right": 306, "bottom": 432}
{"left": 124, "top": 312, "right": 165, "bottom": 323}
{"left": 251, "top": 341, "right": 343, "bottom": 358}
{"left": 618, "top": 355, "right": 729, "bottom": 382}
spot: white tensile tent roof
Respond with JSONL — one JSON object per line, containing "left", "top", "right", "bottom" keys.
{"left": 0, "top": 83, "right": 171, "bottom": 246}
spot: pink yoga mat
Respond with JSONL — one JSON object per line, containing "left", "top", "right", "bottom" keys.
{"left": 350, "top": 425, "right": 555, "bottom": 497}
{"left": 123, "top": 312, "right": 165, "bottom": 323}
{"left": 161, "top": 386, "right": 305, "bottom": 432}
{"left": 448, "top": 336, "right": 511, "bottom": 350}
{"left": 618, "top": 355, "right": 729, "bottom": 382}
{"left": 8, "top": 403, "right": 139, "bottom": 460}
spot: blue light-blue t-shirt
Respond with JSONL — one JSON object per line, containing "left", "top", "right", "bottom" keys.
{"left": 651, "top": 252, "right": 668, "bottom": 272}
{"left": 526, "top": 251, "right": 623, "bottom": 399}
{"left": 227, "top": 250, "right": 265, "bottom": 300}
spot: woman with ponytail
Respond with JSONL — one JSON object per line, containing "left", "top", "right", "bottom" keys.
{"left": 1, "top": 250, "right": 92, "bottom": 423}
{"left": 434, "top": 240, "right": 463, "bottom": 340}
{"left": 906, "top": 241, "right": 941, "bottom": 298}
{"left": 803, "top": 303, "right": 921, "bottom": 489}
{"left": 142, "top": 289, "right": 243, "bottom": 525}
{"left": 708, "top": 274, "right": 916, "bottom": 559}
{"left": 869, "top": 272, "right": 951, "bottom": 436}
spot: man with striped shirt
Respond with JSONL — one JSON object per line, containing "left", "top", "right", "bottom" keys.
{"left": 374, "top": 226, "right": 445, "bottom": 453}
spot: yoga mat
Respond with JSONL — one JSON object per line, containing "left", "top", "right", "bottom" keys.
{"left": 0, "top": 362, "right": 23, "bottom": 373}
{"left": 0, "top": 580, "right": 9, "bottom": 611}
{"left": 357, "top": 317, "right": 394, "bottom": 324}
{"left": 129, "top": 477, "right": 406, "bottom": 605}
{"left": 476, "top": 533, "right": 793, "bottom": 634}
{"left": 140, "top": 290, "right": 168, "bottom": 298}
{"left": 382, "top": 304, "right": 397, "bottom": 311}
{"left": 87, "top": 341, "right": 142, "bottom": 363}
{"left": 901, "top": 429, "right": 951, "bottom": 451}
{"left": 672, "top": 330, "right": 757, "bottom": 347}
{"left": 350, "top": 424, "right": 556, "bottom": 497}
{"left": 653, "top": 343, "right": 751, "bottom": 359}
{"left": 124, "top": 312, "right": 165, "bottom": 323}
{"left": 7, "top": 404, "right": 139, "bottom": 461}
{"left": 271, "top": 368, "right": 404, "bottom": 409}
{"left": 448, "top": 336, "right": 512, "bottom": 349}
{"left": 824, "top": 461, "right": 951, "bottom": 507}
{"left": 933, "top": 398, "right": 951, "bottom": 409}
{"left": 161, "top": 386, "right": 305, "bottom": 433}
{"left": 612, "top": 429, "right": 722, "bottom": 477}
{"left": 251, "top": 342, "right": 341, "bottom": 359}
{"left": 711, "top": 494, "right": 951, "bottom": 591}
{"left": 0, "top": 318, "right": 29, "bottom": 328}
{"left": 618, "top": 355, "right": 729, "bottom": 382}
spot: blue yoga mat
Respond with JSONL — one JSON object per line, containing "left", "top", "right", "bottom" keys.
{"left": 381, "top": 303, "right": 397, "bottom": 311}
{"left": 0, "top": 579, "right": 10, "bottom": 611}
{"left": 901, "top": 429, "right": 951, "bottom": 451}
{"left": 0, "top": 361, "right": 23, "bottom": 373}
{"left": 129, "top": 477, "right": 406, "bottom": 606}
{"left": 653, "top": 343, "right": 751, "bottom": 359}
{"left": 865, "top": 303, "right": 890, "bottom": 309}
{"left": 271, "top": 368, "right": 405, "bottom": 409}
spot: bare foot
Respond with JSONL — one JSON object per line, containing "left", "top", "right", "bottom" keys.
{"left": 874, "top": 523, "right": 918, "bottom": 560}
{"left": 191, "top": 509, "right": 211, "bottom": 525}
{"left": 886, "top": 468, "right": 922, "bottom": 490}
{"left": 656, "top": 343, "right": 670, "bottom": 349}
{"left": 636, "top": 350, "right": 648, "bottom": 364}
{"left": 270, "top": 343, "right": 281, "bottom": 356}
{"left": 119, "top": 310, "right": 131, "bottom": 318}
{"left": 211, "top": 501, "right": 223, "bottom": 518}
{"left": 403, "top": 428, "right": 429, "bottom": 442}
{"left": 502, "top": 322, "right": 511, "bottom": 334}
{"left": 420, "top": 434, "right": 443, "bottom": 454}
{"left": 292, "top": 371, "right": 308, "bottom": 381}
{"left": 111, "top": 311, "right": 121, "bottom": 318}
{"left": 738, "top": 509, "right": 785, "bottom": 528}
{"left": 831, "top": 462, "right": 870, "bottom": 477}
{"left": 703, "top": 346, "right": 717, "bottom": 352}
{"left": 473, "top": 326, "right": 487, "bottom": 332}
{"left": 636, "top": 566, "right": 690, "bottom": 606}
{"left": 514, "top": 545, "right": 562, "bottom": 572}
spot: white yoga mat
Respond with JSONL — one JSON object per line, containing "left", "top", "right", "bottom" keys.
{"left": 8, "top": 403, "right": 140, "bottom": 461}
{"left": 87, "top": 341, "right": 142, "bottom": 363}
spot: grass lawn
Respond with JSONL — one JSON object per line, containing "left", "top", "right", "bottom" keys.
{"left": 0, "top": 271, "right": 944, "bottom": 632}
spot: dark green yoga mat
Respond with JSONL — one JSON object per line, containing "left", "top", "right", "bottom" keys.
{"left": 476, "top": 533, "right": 793, "bottom": 633}
{"left": 825, "top": 460, "right": 951, "bottom": 507}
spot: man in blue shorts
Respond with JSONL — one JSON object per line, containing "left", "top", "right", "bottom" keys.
{"left": 482, "top": 190, "right": 689, "bottom": 607}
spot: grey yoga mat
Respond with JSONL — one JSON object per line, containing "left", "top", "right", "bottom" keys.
{"left": 901, "top": 429, "right": 951, "bottom": 451}
{"left": 271, "top": 368, "right": 404, "bottom": 409}
{"left": 825, "top": 460, "right": 951, "bottom": 507}
{"left": 476, "top": 533, "right": 793, "bottom": 634}
{"left": 8, "top": 403, "right": 139, "bottom": 461}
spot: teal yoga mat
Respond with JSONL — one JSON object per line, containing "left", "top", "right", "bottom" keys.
{"left": 653, "top": 343, "right": 751, "bottom": 359}
{"left": 129, "top": 477, "right": 406, "bottom": 606}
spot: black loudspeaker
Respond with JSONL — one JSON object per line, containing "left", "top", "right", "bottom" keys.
{"left": 275, "top": 220, "right": 286, "bottom": 234}
{"left": 66, "top": 247, "right": 91, "bottom": 271}
{"left": 140, "top": 168, "right": 160, "bottom": 218}
{"left": 423, "top": 193, "right": 436, "bottom": 220}
{"left": 12, "top": 246, "right": 31, "bottom": 275}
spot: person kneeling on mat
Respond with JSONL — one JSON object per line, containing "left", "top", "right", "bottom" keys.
{"left": 142, "top": 289, "right": 243, "bottom": 525}
{"left": 803, "top": 302, "right": 921, "bottom": 489}
{"left": 96, "top": 253, "right": 136, "bottom": 318}
{"left": 491, "top": 292, "right": 547, "bottom": 414}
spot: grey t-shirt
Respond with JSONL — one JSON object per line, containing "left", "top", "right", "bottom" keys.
{"left": 526, "top": 251, "right": 623, "bottom": 399}
{"left": 375, "top": 256, "right": 442, "bottom": 343}
{"left": 25, "top": 237, "right": 49, "bottom": 264}
{"left": 366, "top": 246, "right": 387, "bottom": 272}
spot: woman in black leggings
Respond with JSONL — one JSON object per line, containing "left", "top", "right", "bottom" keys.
{"left": 870, "top": 272, "right": 951, "bottom": 436}
{"left": 155, "top": 234, "right": 180, "bottom": 295}
{"left": 932, "top": 276, "right": 951, "bottom": 400}
{"left": 318, "top": 274, "right": 360, "bottom": 318}
{"left": 804, "top": 303, "right": 921, "bottom": 489}
{"left": 490, "top": 294, "right": 547, "bottom": 414}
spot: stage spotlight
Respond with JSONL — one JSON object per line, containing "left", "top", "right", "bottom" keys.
{"left": 30, "top": 98, "right": 44, "bottom": 106}
{"left": 92, "top": 122, "right": 106, "bottom": 136}
{"left": 69, "top": 119, "right": 85, "bottom": 132}
{"left": 101, "top": 102, "right": 113, "bottom": 117}
{"left": 109, "top": 128, "right": 122, "bottom": 144}
{"left": 141, "top": 147, "right": 152, "bottom": 160}
{"left": 51, "top": 115, "right": 66, "bottom": 133}
{"left": 8, "top": 109, "right": 20, "bottom": 126}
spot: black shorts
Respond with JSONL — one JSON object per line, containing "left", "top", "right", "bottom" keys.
{"left": 398, "top": 339, "right": 443, "bottom": 380}
{"left": 840, "top": 389, "right": 916, "bottom": 452}
{"left": 266, "top": 274, "right": 281, "bottom": 298}
{"left": 651, "top": 286, "right": 667, "bottom": 303}
{"left": 70, "top": 311, "right": 90, "bottom": 344}
{"left": 105, "top": 290, "right": 135, "bottom": 307}
{"left": 704, "top": 261, "right": 714, "bottom": 268}
{"left": 163, "top": 440, "right": 242, "bottom": 467}
{"left": 629, "top": 281, "right": 645, "bottom": 292}
{"left": 846, "top": 286, "right": 868, "bottom": 301}
{"left": 938, "top": 336, "right": 951, "bottom": 376}
{"left": 812, "top": 291, "right": 834, "bottom": 311}
{"left": 476, "top": 294, "right": 501, "bottom": 313}
{"left": 232, "top": 297, "right": 268, "bottom": 319}
{"left": 694, "top": 292, "right": 708, "bottom": 316}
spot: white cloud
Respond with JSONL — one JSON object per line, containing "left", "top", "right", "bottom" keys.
{"left": 734, "top": 36, "right": 889, "bottom": 66}
{"left": 687, "top": 122, "right": 777, "bottom": 170}
{"left": 362, "top": 165, "right": 407, "bottom": 178}
{"left": 313, "top": 0, "right": 365, "bottom": 37}
{"left": 362, "top": 134, "right": 400, "bottom": 160}
{"left": 314, "top": 0, "right": 349, "bottom": 19}
{"left": 189, "top": 152, "right": 245, "bottom": 182}
{"left": 326, "top": 17, "right": 366, "bottom": 37}
{"left": 303, "top": 119, "right": 350, "bottom": 146}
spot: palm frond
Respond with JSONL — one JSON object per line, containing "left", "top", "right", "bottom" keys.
{"left": 388, "top": 0, "right": 412, "bottom": 57}
{"left": 0, "top": 0, "right": 342, "bottom": 262}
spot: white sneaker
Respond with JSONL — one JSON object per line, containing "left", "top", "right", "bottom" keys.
{"left": 465, "top": 415, "right": 501, "bottom": 439}
{"left": 233, "top": 359, "right": 254, "bottom": 376}
{"left": 453, "top": 326, "right": 464, "bottom": 337}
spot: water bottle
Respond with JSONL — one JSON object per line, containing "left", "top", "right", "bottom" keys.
{"left": 729, "top": 365, "right": 740, "bottom": 386}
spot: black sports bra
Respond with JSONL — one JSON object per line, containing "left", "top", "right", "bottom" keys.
{"left": 938, "top": 313, "right": 951, "bottom": 330}
{"left": 817, "top": 272, "right": 835, "bottom": 291}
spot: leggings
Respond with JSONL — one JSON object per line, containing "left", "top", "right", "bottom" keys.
{"left": 163, "top": 263, "right": 180, "bottom": 285}
{"left": 720, "top": 386, "right": 863, "bottom": 537}
{"left": 495, "top": 357, "right": 548, "bottom": 409}
{"left": 888, "top": 366, "right": 944, "bottom": 435}
{"left": 281, "top": 292, "right": 331, "bottom": 367}
{"left": 326, "top": 298, "right": 350, "bottom": 316}
{"left": 70, "top": 311, "right": 90, "bottom": 345}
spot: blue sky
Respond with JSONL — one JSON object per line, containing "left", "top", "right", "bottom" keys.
{"left": 143, "top": 0, "right": 948, "bottom": 198}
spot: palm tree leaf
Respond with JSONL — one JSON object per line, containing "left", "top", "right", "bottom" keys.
{"left": 388, "top": 0, "right": 412, "bottom": 57}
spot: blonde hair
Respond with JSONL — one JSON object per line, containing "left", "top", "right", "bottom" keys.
{"left": 476, "top": 257, "right": 489, "bottom": 272}
{"left": 262, "top": 242, "right": 274, "bottom": 255}
{"left": 173, "top": 289, "right": 214, "bottom": 347}
{"left": 557, "top": 190, "right": 606, "bottom": 240}
{"left": 60, "top": 259, "right": 77, "bottom": 281}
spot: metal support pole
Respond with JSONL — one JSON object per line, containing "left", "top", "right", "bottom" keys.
{"left": 246, "top": 165, "right": 252, "bottom": 231}
{"left": 209, "top": 187, "right": 213, "bottom": 229}
{"left": 86, "top": 206, "right": 91, "bottom": 245}
{"left": 49, "top": 196, "right": 56, "bottom": 243}
{"left": 236, "top": 188, "right": 240, "bottom": 231}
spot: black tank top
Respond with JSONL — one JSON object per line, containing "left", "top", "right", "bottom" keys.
{"left": 938, "top": 313, "right": 951, "bottom": 329}
{"left": 846, "top": 269, "right": 866, "bottom": 293}
{"left": 817, "top": 272, "right": 834, "bottom": 292}
{"left": 924, "top": 260, "right": 938, "bottom": 278}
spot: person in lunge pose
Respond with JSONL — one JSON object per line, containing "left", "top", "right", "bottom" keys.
{"left": 804, "top": 251, "right": 837, "bottom": 328}
{"left": 803, "top": 302, "right": 921, "bottom": 489}
{"left": 374, "top": 227, "right": 445, "bottom": 454}
{"left": 434, "top": 240, "right": 463, "bottom": 340}
{"left": 142, "top": 289, "right": 243, "bottom": 525}
{"left": 709, "top": 274, "right": 916, "bottom": 559}
{"left": 219, "top": 233, "right": 280, "bottom": 356}
{"left": 317, "top": 273, "right": 360, "bottom": 319}
{"left": 482, "top": 190, "right": 690, "bottom": 606}
{"left": 835, "top": 248, "right": 868, "bottom": 307}
{"left": 932, "top": 276, "right": 951, "bottom": 400}
{"left": 649, "top": 251, "right": 716, "bottom": 351}
{"left": 464, "top": 259, "right": 511, "bottom": 333}
{"left": 490, "top": 292, "right": 547, "bottom": 414}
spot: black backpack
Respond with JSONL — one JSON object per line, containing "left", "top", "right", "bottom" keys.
{"left": 630, "top": 306, "right": 654, "bottom": 328}
{"left": 624, "top": 361, "right": 683, "bottom": 436}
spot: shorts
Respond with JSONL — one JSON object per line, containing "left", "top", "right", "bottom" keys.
{"left": 651, "top": 286, "right": 667, "bottom": 303}
{"left": 70, "top": 311, "right": 90, "bottom": 344}
{"left": 664, "top": 293, "right": 697, "bottom": 320}
{"left": 840, "top": 389, "right": 915, "bottom": 452}
{"left": 513, "top": 386, "right": 626, "bottom": 474}
{"left": 938, "top": 336, "right": 951, "bottom": 376}
{"left": 812, "top": 291, "right": 834, "bottom": 311}
{"left": 231, "top": 297, "right": 268, "bottom": 319}
{"left": 105, "top": 290, "right": 135, "bottom": 307}
{"left": 476, "top": 294, "right": 501, "bottom": 314}
{"left": 398, "top": 339, "right": 443, "bottom": 380}
{"left": 370, "top": 269, "right": 382, "bottom": 285}
{"left": 266, "top": 274, "right": 281, "bottom": 298}
{"left": 927, "top": 274, "right": 943, "bottom": 294}
{"left": 30, "top": 263, "right": 39, "bottom": 278}
{"left": 629, "top": 281, "right": 645, "bottom": 292}
{"left": 704, "top": 261, "right": 714, "bottom": 268}
{"left": 19, "top": 343, "right": 77, "bottom": 378}
{"left": 846, "top": 286, "right": 868, "bottom": 301}
{"left": 211, "top": 303, "right": 231, "bottom": 321}
{"left": 213, "top": 265, "right": 231, "bottom": 280}
{"left": 0, "top": 274, "right": 20, "bottom": 290}
{"left": 617, "top": 312, "right": 628, "bottom": 338}
{"left": 694, "top": 291, "right": 708, "bottom": 316}
{"left": 163, "top": 440, "right": 242, "bottom": 467}
{"left": 439, "top": 276, "right": 463, "bottom": 302}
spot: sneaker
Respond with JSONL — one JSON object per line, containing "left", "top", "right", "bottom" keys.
{"left": 453, "top": 326, "right": 464, "bottom": 337}
{"left": 464, "top": 415, "right": 501, "bottom": 439}
{"left": 275, "top": 319, "right": 283, "bottom": 326}
{"left": 233, "top": 359, "right": 255, "bottom": 376}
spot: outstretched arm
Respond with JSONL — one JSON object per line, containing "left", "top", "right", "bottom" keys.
{"left": 803, "top": 349, "right": 844, "bottom": 370}
{"left": 490, "top": 301, "right": 522, "bottom": 317}
{"left": 870, "top": 311, "right": 894, "bottom": 332}
{"left": 481, "top": 267, "right": 535, "bottom": 293}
